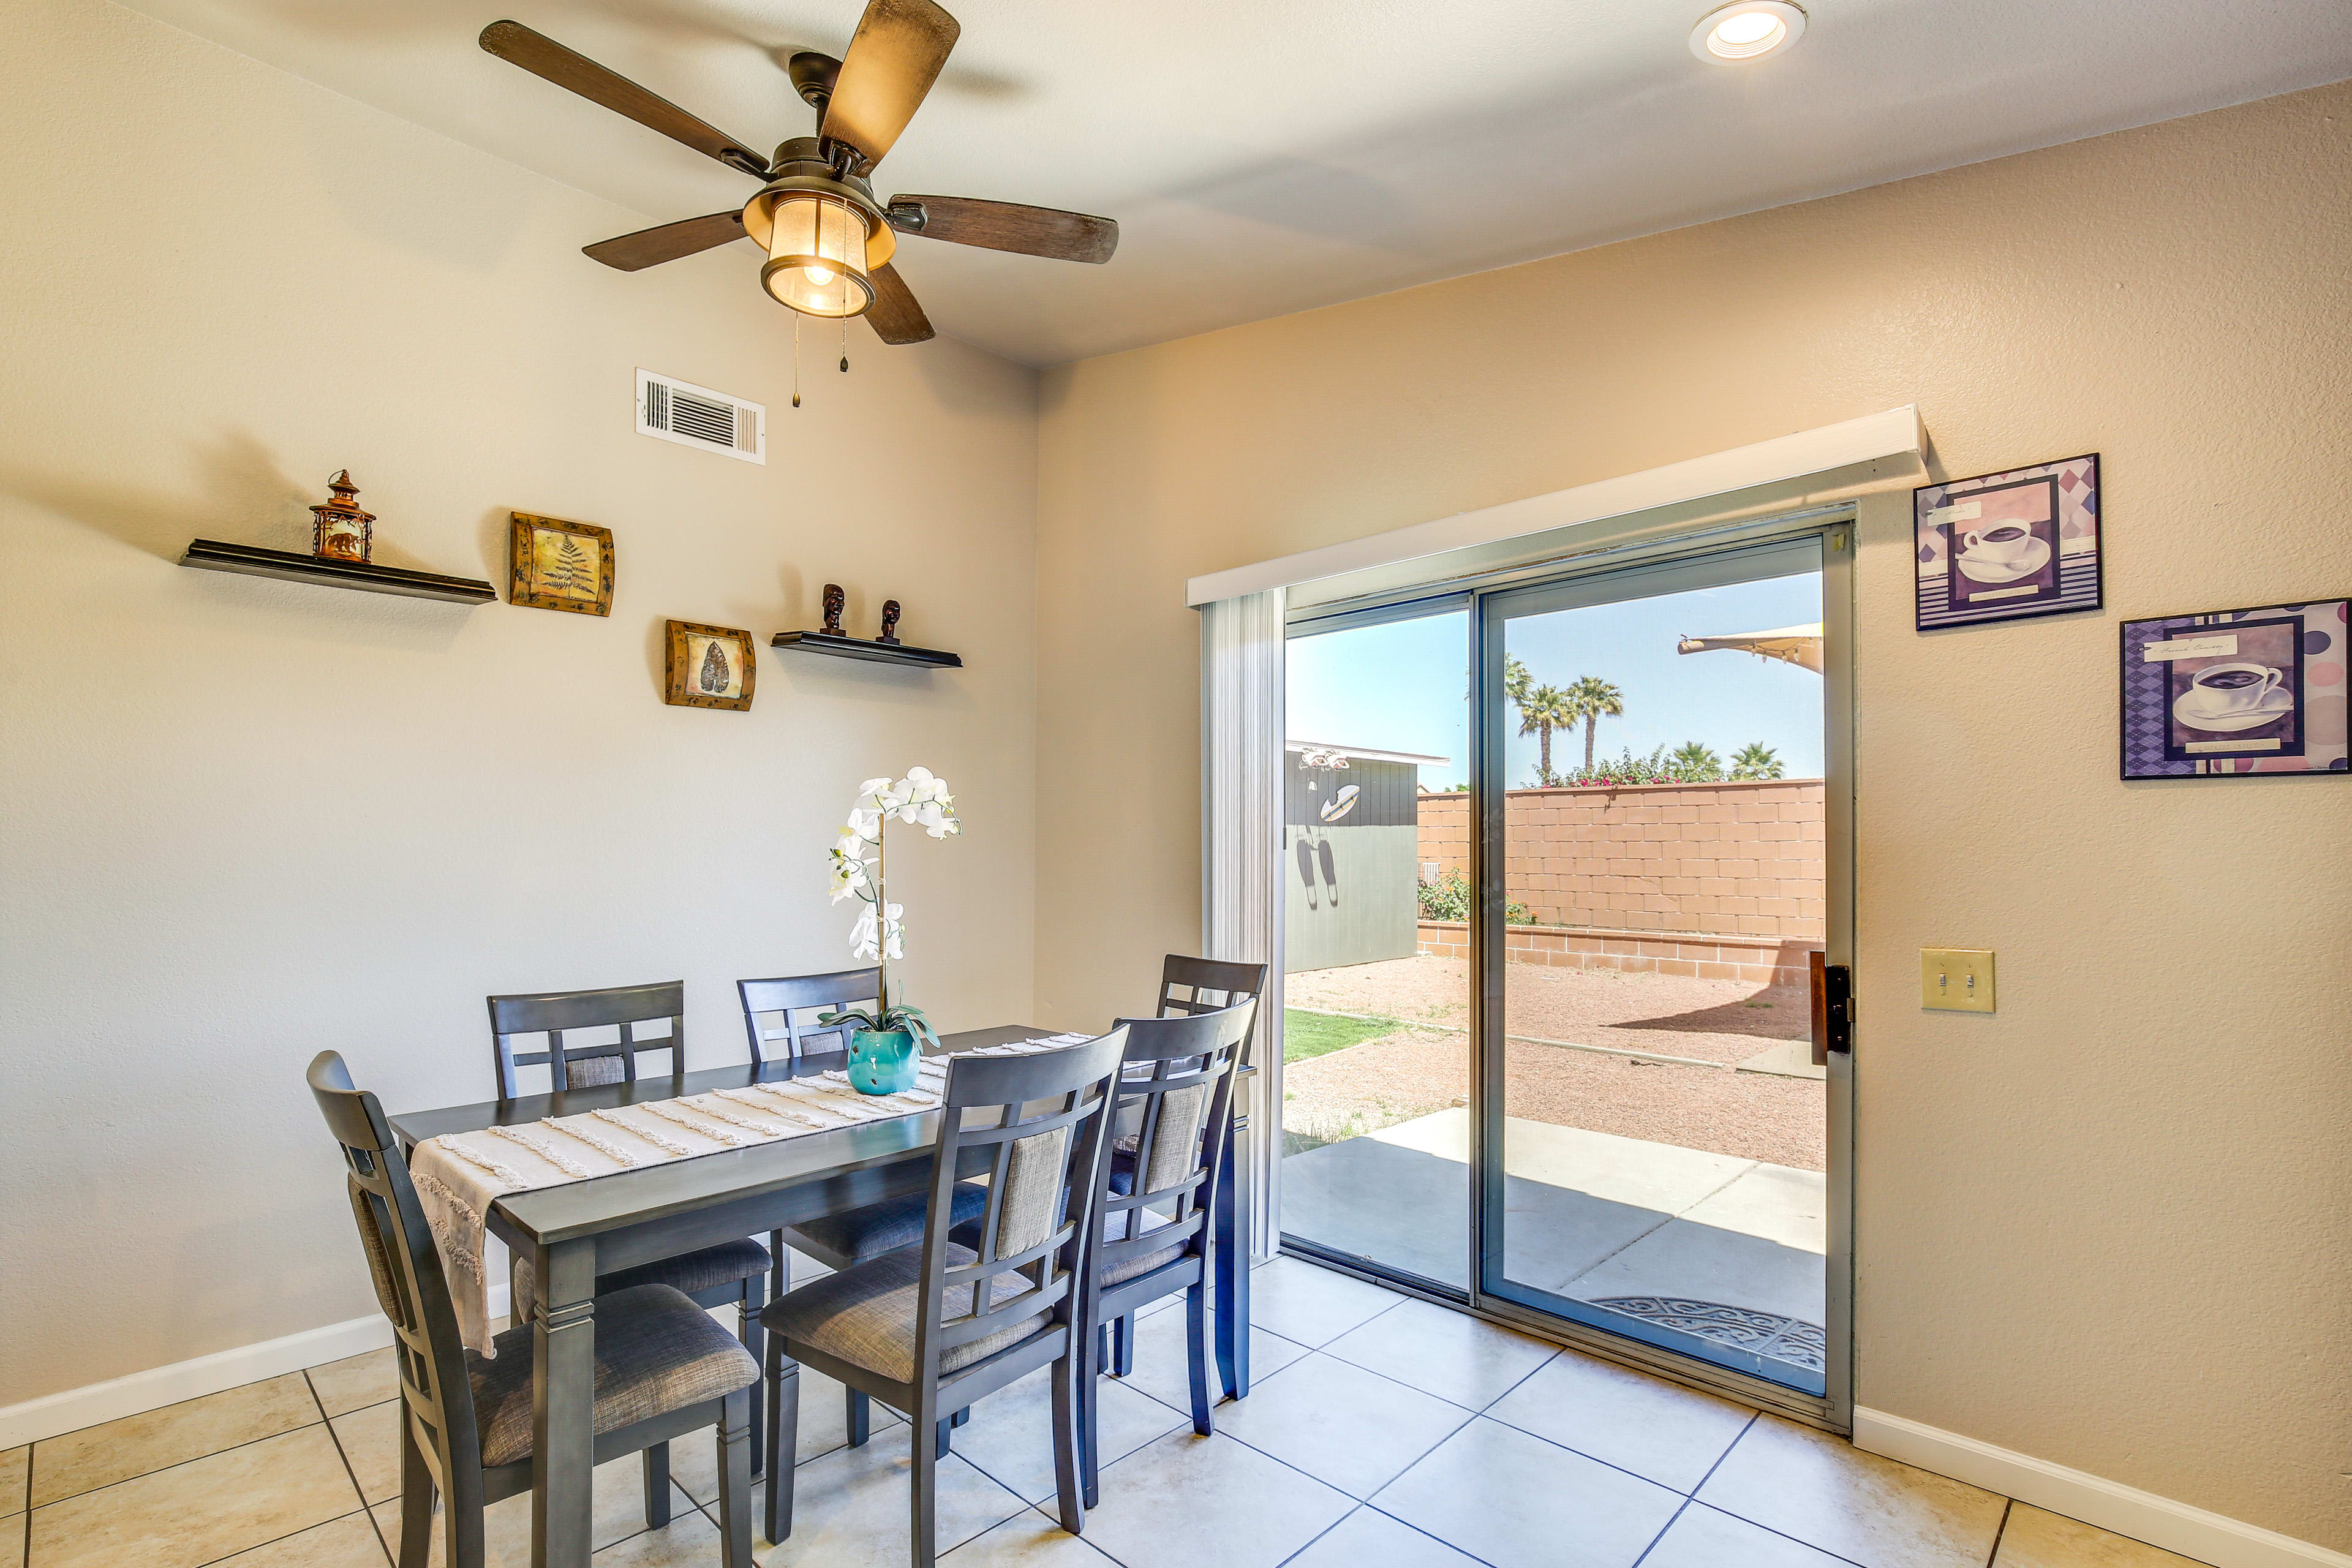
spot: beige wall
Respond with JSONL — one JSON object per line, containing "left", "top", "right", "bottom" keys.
{"left": 1036, "top": 85, "right": 2352, "bottom": 1549}
{"left": 0, "top": 0, "right": 1039, "bottom": 1404}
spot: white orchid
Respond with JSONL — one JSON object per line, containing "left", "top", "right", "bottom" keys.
{"left": 824, "top": 767, "right": 962, "bottom": 1014}
{"left": 849, "top": 901, "right": 905, "bottom": 962}
{"left": 826, "top": 854, "right": 871, "bottom": 903}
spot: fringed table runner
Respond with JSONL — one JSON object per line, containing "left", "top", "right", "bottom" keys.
{"left": 412, "top": 1033, "right": 1092, "bottom": 1354}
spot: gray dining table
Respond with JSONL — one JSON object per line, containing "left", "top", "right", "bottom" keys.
{"left": 388, "top": 1022, "right": 1255, "bottom": 1568}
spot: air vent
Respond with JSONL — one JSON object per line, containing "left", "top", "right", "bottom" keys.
{"left": 636, "top": 369, "right": 765, "bottom": 464}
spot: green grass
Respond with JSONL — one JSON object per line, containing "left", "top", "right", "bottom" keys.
{"left": 1282, "top": 1008, "right": 1401, "bottom": 1064}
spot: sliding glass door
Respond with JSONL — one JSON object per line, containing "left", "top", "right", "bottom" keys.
{"left": 1479, "top": 537, "right": 1836, "bottom": 1397}
{"left": 1279, "top": 522, "right": 1853, "bottom": 1414}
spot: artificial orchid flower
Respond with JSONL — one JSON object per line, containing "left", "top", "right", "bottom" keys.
{"left": 825, "top": 767, "right": 960, "bottom": 1014}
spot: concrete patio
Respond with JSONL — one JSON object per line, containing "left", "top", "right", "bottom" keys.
{"left": 1282, "top": 1108, "right": 1825, "bottom": 1381}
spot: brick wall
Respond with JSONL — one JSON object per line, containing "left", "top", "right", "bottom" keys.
{"left": 1415, "top": 921, "right": 1815, "bottom": 987}
{"left": 1417, "top": 779, "right": 1825, "bottom": 943}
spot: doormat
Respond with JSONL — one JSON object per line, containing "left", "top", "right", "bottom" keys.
{"left": 1587, "top": 1296, "right": 1826, "bottom": 1374}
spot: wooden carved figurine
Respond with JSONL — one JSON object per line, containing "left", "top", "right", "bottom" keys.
{"left": 821, "top": 583, "right": 846, "bottom": 636}
{"left": 876, "top": 599, "right": 903, "bottom": 646}
{"left": 309, "top": 471, "right": 374, "bottom": 564}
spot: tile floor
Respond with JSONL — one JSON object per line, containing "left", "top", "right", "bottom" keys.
{"left": 7, "top": 1256, "right": 2211, "bottom": 1568}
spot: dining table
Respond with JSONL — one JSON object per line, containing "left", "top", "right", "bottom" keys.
{"left": 388, "top": 1022, "right": 1256, "bottom": 1568}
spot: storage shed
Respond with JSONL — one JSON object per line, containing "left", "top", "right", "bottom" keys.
{"left": 1284, "top": 741, "right": 1450, "bottom": 974}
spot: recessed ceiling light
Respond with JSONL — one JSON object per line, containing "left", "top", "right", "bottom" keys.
{"left": 1691, "top": 1, "right": 1806, "bottom": 62}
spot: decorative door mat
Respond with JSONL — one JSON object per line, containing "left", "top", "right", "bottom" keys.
{"left": 1587, "top": 1295, "right": 1826, "bottom": 1374}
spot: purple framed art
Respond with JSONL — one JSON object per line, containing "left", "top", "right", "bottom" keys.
{"left": 1915, "top": 453, "right": 2100, "bottom": 630}
{"left": 2120, "top": 600, "right": 2350, "bottom": 778}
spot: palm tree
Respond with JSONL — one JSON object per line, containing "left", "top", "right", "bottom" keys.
{"left": 1731, "top": 742, "right": 1784, "bottom": 780}
{"left": 1502, "top": 654, "right": 1531, "bottom": 707}
{"left": 1567, "top": 676, "right": 1624, "bottom": 772}
{"left": 1670, "top": 742, "right": 1721, "bottom": 781}
{"left": 1516, "top": 684, "right": 1577, "bottom": 786}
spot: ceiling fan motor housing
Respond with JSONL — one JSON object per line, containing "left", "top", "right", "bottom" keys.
{"left": 742, "top": 139, "right": 896, "bottom": 268}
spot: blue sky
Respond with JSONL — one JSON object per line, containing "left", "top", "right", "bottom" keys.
{"left": 1287, "top": 573, "right": 1824, "bottom": 788}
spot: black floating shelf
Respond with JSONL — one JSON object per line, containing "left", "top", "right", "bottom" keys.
{"left": 770, "top": 630, "right": 963, "bottom": 668}
{"left": 180, "top": 540, "right": 497, "bottom": 605}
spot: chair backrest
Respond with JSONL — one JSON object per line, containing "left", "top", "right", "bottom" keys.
{"left": 1157, "top": 954, "right": 1268, "bottom": 1068}
{"left": 736, "top": 967, "right": 882, "bottom": 1069}
{"left": 1093, "top": 1000, "right": 1257, "bottom": 1291}
{"left": 911, "top": 1030, "right": 1128, "bottom": 1388}
{"left": 486, "top": 981, "right": 685, "bottom": 1102}
{"left": 307, "top": 1051, "right": 489, "bottom": 1504}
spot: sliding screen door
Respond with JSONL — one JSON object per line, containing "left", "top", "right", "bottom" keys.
{"left": 1477, "top": 537, "right": 1836, "bottom": 1396}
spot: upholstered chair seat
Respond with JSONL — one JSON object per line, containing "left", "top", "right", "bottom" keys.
{"left": 787, "top": 1184, "right": 990, "bottom": 1267}
{"left": 469, "top": 1284, "right": 758, "bottom": 1468}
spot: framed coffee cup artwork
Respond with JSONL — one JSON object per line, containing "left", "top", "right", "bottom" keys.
{"left": 663, "top": 620, "right": 756, "bottom": 711}
{"left": 509, "top": 513, "right": 614, "bottom": 617}
{"left": 1914, "top": 454, "right": 2100, "bottom": 630}
{"left": 2120, "top": 600, "right": 2349, "bottom": 778}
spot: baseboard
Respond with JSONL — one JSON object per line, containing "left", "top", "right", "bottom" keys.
{"left": 0, "top": 1281, "right": 513, "bottom": 1451}
{"left": 1853, "top": 1407, "right": 2352, "bottom": 1568}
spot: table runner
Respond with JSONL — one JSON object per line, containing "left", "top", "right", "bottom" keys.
{"left": 412, "top": 1034, "right": 1092, "bottom": 1354}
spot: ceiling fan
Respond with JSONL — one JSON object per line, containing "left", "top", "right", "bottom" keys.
{"left": 480, "top": 0, "right": 1118, "bottom": 347}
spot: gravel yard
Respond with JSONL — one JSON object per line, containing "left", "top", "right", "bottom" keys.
{"left": 1283, "top": 954, "right": 1825, "bottom": 1170}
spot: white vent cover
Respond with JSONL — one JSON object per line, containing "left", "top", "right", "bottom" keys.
{"left": 636, "top": 369, "right": 765, "bottom": 464}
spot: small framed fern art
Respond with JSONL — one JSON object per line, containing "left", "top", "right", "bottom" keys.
{"left": 508, "top": 512, "right": 614, "bottom": 616}
{"left": 663, "top": 620, "right": 756, "bottom": 711}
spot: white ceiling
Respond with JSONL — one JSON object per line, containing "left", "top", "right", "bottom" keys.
{"left": 123, "top": 0, "right": 2352, "bottom": 366}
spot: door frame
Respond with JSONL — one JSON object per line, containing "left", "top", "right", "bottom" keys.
{"left": 1280, "top": 507, "right": 1856, "bottom": 1433}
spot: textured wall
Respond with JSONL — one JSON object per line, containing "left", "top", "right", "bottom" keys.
{"left": 0, "top": 0, "right": 1038, "bottom": 1404}
{"left": 1035, "top": 85, "right": 2352, "bottom": 1548}
{"left": 1419, "top": 781, "right": 1826, "bottom": 940}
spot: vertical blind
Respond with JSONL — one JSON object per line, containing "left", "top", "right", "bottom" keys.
{"left": 1199, "top": 588, "right": 1286, "bottom": 1257}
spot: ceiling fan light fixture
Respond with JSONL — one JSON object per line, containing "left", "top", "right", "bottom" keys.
{"left": 752, "top": 191, "right": 875, "bottom": 318}
{"left": 1690, "top": 1, "right": 1805, "bottom": 62}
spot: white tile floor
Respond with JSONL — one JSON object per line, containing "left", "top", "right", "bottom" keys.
{"left": 8, "top": 1255, "right": 2212, "bottom": 1568}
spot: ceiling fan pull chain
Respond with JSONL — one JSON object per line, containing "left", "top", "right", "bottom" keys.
{"left": 793, "top": 313, "right": 802, "bottom": 409}
{"left": 840, "top": 314, "right": 850, "bottom": 375}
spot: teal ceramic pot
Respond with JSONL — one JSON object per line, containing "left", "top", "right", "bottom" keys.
{"left": 848, "top": 1028, "right": 921, "bottom": 1095}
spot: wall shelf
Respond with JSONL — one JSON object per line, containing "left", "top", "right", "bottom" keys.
{"left": 769, "top": 630, "right": 963, "bottom": 668}
{"left": 179, "top": 540, "right": 497, "bottom": 605}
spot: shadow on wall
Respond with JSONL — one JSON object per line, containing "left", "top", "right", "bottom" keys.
{"left": 1294, "top": 832, "right": 1343, "bottom": 910}
{"left": 3, "top": 430, "right": 331, "bottom": 564}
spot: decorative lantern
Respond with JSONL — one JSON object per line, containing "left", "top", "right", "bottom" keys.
{"left": 309, "top": 471, "right": 374, "bottom": 563}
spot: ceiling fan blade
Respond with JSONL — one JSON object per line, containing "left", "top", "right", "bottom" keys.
{"left": 864, "top": 263, "right": 935, "bottom": 344}
{"left": 888, "top": 195, "right": 1118, "bottom": 263}
{"left": 820, "top": 0, "right": 960, "bottom": 172}
{"left": 480, "top": 21, "right": 770, "bottom": 178}
{"left": 584, "top": 211, "right": 748, "bottom": 271}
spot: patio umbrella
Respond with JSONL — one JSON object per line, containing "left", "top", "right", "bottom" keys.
{"left": 1675, "top": 623, "right": 1823, "bottom": 673}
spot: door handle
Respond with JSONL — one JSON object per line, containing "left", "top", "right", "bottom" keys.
{"left": 1809, "top": 952, "right": 1852, "bottom": 1065}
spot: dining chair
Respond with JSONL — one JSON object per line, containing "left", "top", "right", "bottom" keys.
{"left": 1155, "top": 955, "right": 1268, "bottom": 1030}
{"left": 488, "top": 981, "right": 775, "bottom": 1476}
{"left": 307, "top": 1051, "right": 757, "bottom": 1568}
{"left": 1097, "top": 954, "right": 1268, "bottom": 1376}
{"left": 1077, "top": 999, "right": 1255, "bottom": 1506}
{"left": 760, "top": 1029, "right": 1127, "bottom": 1567}
{"left": 738, "top": 969, "right": 993, "bottom": 1447}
